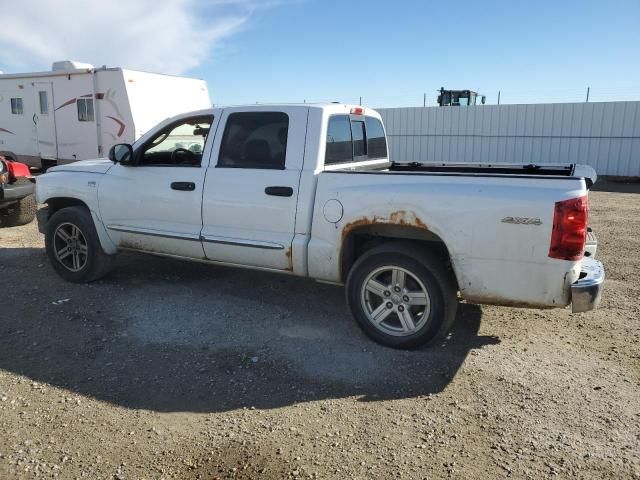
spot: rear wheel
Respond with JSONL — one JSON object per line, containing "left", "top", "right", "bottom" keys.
{"left": 45, "top": 206, "right": 115, "bottom": 282}
{"left": 346, "top": 243, "right": 458, "bottom": 349}
{"left": 2, "top": 193, "right": 37, "bottom": 227}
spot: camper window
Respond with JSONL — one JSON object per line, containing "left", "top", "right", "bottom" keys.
{"left": 39, "top": 91, "right": 49, "bottom": 115}
{"left": 77, "top": 98, "right": 94, "bottom": 122}
{"left": 10, "top": 98, "right": 23, "bottom": 115}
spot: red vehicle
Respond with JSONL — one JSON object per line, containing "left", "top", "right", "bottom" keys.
{"left": 0, "top": 155, "right": 36, "bottom": 227}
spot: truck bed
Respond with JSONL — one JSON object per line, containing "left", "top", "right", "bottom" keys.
{"left": 391, "top": 161, "right": 573, "bottom": 176}
{"left": 349, "top": 161, "right": 597, "bottom": 187}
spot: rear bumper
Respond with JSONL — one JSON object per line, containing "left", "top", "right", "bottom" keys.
{"left": 571, "top": 258, "right": 605, "bottom": 313}
{"left": 0, "top": 180, "right": 35, "bottom": 209}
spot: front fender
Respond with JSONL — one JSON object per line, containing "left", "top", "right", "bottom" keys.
{"left": 36, "top": 172, "right": 118, "bottom": 255}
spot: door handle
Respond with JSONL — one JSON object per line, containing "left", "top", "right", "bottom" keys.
{"left": 265, "top": 186, "right": 293, "bottom": 197}
{"left": 171, "top": 182, "right": 196, "bottom": 191}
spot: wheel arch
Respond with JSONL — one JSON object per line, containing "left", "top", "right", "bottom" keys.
{"left": 45, "top": 197, "right": 90, "bottom": 218}
{"left": 340, "top": 223, "right": 460, "bottom": 291}
{"left": 43, "top": 197, "right": 118, "bottom": 255}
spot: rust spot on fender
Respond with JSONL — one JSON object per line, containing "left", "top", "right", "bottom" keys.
{"left": 341, "top": 210, "right": 429, "bottom": 242}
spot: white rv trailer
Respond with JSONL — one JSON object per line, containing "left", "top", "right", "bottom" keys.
{"left": 0, "top": 61, "right": 211, "bottom": 169}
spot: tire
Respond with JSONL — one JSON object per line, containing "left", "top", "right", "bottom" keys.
{"left": 2, "top": 193, "right": 37, "bottom": 227}
{"left": 45, "top": 206, "right": 116, "bottom": 282}
{"left": 346, "top": 243, "right": 458, "bottom": 349}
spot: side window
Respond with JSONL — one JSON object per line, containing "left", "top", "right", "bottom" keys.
{"left": 139, "top": 115, "right": 213, "bottom": 166}
{"left": 218, "top": 112, "right": 289, "bottom": 170}
{"left": 325, "top": 115, "right": 352, "bottom": 164}
{"left": 77, "top": 98, "right": 94, "bottom": 122}
{"left": 365, "top": 117, "right": 387, "bottom": 159}
{"left": 10, "top": 98, "right": 23, "bottom": 115}
{"left": 39, "top": 91, "right": 48, "bottom": 115}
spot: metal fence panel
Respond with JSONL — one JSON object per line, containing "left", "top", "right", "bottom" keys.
{"left": 377, "top": 101, "right": 640, "bottom": 176}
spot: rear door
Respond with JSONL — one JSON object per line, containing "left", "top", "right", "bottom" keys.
{"left": 201, "top": 107, "right": 308, "bottom": 270}
{"left": 33, "top": 82, "right": 58, "bottom": 160}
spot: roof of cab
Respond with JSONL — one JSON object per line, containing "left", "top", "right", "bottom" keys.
{"left": 169, "top": 103, "right": 381, "bottom": 122}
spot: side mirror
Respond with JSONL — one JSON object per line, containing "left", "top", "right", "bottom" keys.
{"left": 108, "top": 143, "right": 134, "bottom": 164}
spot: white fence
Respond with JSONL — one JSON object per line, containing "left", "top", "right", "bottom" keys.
{"left": 377, "top": 101, "right": 640, "bottom": 177}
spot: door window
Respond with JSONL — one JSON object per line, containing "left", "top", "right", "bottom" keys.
{"left": 138, "top": 115, "right": 213, "bottom": 166}
{"left": 39, "top": 91, "right": 49, "bottom": 115}
{"left": 218, "top": 112, "right": 289, "bottom": 170}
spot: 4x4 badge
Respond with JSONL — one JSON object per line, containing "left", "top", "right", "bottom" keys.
{"left": 501, "top": 216, "right": 542, "bottom": 226}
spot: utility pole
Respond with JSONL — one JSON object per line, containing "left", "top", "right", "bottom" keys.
{"left": 497, "top": 90, "right": 501, "bottom": 105}
{"left": 586, "top": 87, "right": 590, "bottom": 103}
{"left": 359, "top": 96, "right": 362, "bottom": 106}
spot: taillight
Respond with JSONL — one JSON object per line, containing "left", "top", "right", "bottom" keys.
{"left": 350, "top": 107, "right": 364, "bottom": 115}
{"left": 548, "top": 195, "right": 589, "bottom": 261}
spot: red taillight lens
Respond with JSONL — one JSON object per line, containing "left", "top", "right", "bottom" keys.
{"left": 548, "top": 195, "right": 589, "bottom": 261}
{"left": 350, "top": 107, "right": 364, "bottom": 115}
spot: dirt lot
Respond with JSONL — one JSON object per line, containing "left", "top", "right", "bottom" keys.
{"left": 0, "top": 182, "right": 638, "bottom": 479}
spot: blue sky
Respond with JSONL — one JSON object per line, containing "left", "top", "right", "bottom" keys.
{"left": 1, "top": 0, "right": 639, "bottom": 107}
{"left": 206, "top": 0, "right": 640, "bottom": 106}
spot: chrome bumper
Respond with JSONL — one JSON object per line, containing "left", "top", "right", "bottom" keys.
{"left": 571, "top": 258, "right": 605, "bottom": 313}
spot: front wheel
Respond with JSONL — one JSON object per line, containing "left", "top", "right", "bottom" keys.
{"left": 45, "top": 206, "right": 115, "bottom": 282}
{"left": 346, "top": 244, "right": 458, "bottom": 349}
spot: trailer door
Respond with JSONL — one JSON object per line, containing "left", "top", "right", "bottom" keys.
{"left": 33, "top": 82, "right": 57, "bottom": 160}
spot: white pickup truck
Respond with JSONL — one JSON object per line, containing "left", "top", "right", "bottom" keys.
{"left": 36, "top": 103, "right": 604, "bottom": 348}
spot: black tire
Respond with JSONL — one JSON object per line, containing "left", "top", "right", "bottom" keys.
{"left": 346, "top": 242, "right": 458, "bottom": 349}
{"left": 45, "top": 206, "right": 116, "bottom": 282}
{"left": 2, "top": 193, "right": 37, "bottom": 227}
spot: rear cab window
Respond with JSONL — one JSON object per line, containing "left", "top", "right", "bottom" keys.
{"left": 325, "top": 114, "right": 387, "bottom": 165}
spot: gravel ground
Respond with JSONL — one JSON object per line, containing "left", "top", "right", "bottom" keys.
{"left": 0, "top": 181, "right": 638, "bottom": 479}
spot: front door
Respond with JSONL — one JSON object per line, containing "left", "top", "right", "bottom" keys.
{"left": 33, "top": 82, "right": 57, "bottom": 159}
{"left": 98, "top": 114, "right": 214, "bottom": 258}
{"left": 201, "top": 107, "right": 307, "bottom": 271}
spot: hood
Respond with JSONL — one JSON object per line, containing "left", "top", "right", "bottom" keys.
{"left": 48, "top": 158, "right": 114, "bottom": 175}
